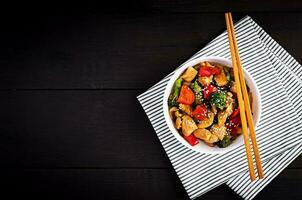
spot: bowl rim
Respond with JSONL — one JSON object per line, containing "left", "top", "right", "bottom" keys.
{"left": 163, "top": 56, "right": 262, "bottom": 154}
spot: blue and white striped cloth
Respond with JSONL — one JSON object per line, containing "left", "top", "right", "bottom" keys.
{"left": 137, "top": 16, "right": 302, "bottom": 199}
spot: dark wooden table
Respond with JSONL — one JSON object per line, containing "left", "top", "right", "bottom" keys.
{"left": 1, "top": 1, "right": 302, "bottom": 199}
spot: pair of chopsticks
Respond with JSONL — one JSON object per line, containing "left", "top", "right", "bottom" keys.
{"left": 225, "top": 12, "right": 263, "bottom": 181}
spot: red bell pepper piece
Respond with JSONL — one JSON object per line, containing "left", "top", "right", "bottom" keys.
{"left": 177, "top": 85, "right": 195, "bottom": 105}
{"left": 192, "top": 105, "right": 207, "bottom": 121}
{"left": 230, "top": 108, "right": 240, "bottom": 118}
{"left": 199, "top": 66, "right": 221, "bottom": 77}
{"left": 183, "top": 134, "right": 199, "bottom": 146}
{"left": 210, "top": 67, "right": 221, "bottom": 75}
{"left": 230, "top": 127, "right": 238, "bottom": 137}
{"left": 199, "top": 66, "right": 213, "bottom": 77}
{"left": 203, "top": 84, "right": 217, "bottom": 100}
{"left": 226, "top": 115, "right": 241, "bottom": 129}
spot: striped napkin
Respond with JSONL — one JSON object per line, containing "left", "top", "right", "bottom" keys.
{"left": 137, "top": 16, "right": 302, "bottom": 199}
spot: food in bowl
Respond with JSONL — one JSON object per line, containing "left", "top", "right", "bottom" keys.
{"left": 168, "top": 61, "right": 253, "bottom": 148}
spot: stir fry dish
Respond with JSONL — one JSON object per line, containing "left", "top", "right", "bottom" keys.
{"left": 168, "top": 61, "right": 253, "bottom": 148}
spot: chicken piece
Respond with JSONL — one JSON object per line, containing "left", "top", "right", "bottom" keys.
{"left": 207, "top": 134, "right": 219, "bottom": 144}
{"left": 179, "top": 104, "right": 192, "bottom": 116}
{"left": 198, "top": 75, "right": 213, "bottom": 86}
{"left": 181, "top": 66, "right": 198, "bottom": 82}
{"left": 181, "top": 115, "right": 198, "bottom": 136}
{"left": 230, "top": 81, "right": 237, "bottom": 93}
{"left": 210, "top": 124, "right": 227, "bottom": 140}
{"left": 193, "top": 128, "right": 219, "bottom": 144}
{"left": 198, "top": 111, "right": 214, "bottom": 129}
{"left": 214, "top": 65, "right": 228, "bottom": 86}
{"left": 217, "top": 110, "right": 228, "bottom": 127}
{"left": 193, "top": 128, "right": 211, "bottom": 141}
{"left": 175, "top": 117, "right": 182, "bottom": 129}
{"left": 226, "top": 92, "right": 233, "bottom": 105}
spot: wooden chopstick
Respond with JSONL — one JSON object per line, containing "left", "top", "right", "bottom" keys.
{"left": 225, "top": 13, "right": 256, "bottom": 181}
{"left": 227, "top": 12, "right": 264, "bottom": 179}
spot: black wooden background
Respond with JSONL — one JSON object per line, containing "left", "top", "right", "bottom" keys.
{"left": 1, "top": 1, "right": 302, "bottom": 199}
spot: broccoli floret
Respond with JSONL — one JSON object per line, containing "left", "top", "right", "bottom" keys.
{"left": 210, "top": 91, "right": 227, "bottom": 110}
{"left": 190, "top": 80, "right": 203, "bottom": 105}
{"left": 216, "top": 134, "right": 232, "bottom": 148}
{"left": 168, "top": 78, "right": 183, "bottom": 107}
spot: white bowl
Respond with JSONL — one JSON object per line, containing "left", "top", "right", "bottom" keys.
{"left": 163, "top": 56, "right": 261, "bottom": 154}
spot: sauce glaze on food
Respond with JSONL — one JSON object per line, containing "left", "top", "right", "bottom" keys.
{"left": 168, "top": 61, "right": 252, "bottom": 148}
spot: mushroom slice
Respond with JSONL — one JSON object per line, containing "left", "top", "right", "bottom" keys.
{"left": 181, "top": 66, "right": 198, "bottom": 82}
{"left": 198, "top": 75, "right": 213, "bottom": 86}
{"left": 179, "top": 103, "right": 192, "bottom": 116}
{"left": 169, "top": 107, "right": 178, "bottom": 120}
{"left": 210, "top": 124, "right": 227, "bottom": 140}
{"left": 198, "top": 111, "right": 214, "bottom": 129}
{"left": 181, "top": 115, "right": 198, "bottom": 136}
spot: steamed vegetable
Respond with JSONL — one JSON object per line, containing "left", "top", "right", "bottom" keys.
{"left": 199, "top": 66, "right": 221, "bottom": 77}
{"left": 177, "top": 85, "right": 195, "bottom": 105}
{"left": 218, "top": 93, "right": 234, "bottom": 126}
{"left": 192, "top": 105, "right": 207, "bottom": 121}
{"left": 224, "top": 67, "right": 231, "bottom": 81}
{"left": 230, "top": 108, "right": 240, "bottom": 118}
{"left": 168, "top": 78, "right": 183, "bottom": 106}
{"left": 183, "top": 134, "right": 199, "bottom": 146}
{"left": 216, "top": 134, "right": 232, "bottom": 148}
{"left": 198, "top": 75, "right": 213, "bottom": 86}
{"left": 168, "top": 61, "right": 252, "bottom": 148}
{"left": 214, "top": 65, "right": 228, "bottom": 86}
{"left": 210, "top": 91, "right": 227, "bottom": 110}
{"left": 203, "top": 84, "right": 217, "bottom": 100}
{"left": 197, "top": 111, "right": 214, "bottom": 129}
{"left": 190, "top": 80, "right": 203, "bottom": 105}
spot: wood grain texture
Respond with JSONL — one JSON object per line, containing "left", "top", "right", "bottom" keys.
{"left": 1, "top": 168, "right": 301, "bottom": 200}
{"left": 1, "top": 2, "right": 302, "bottom": 199}
{"left": 1, "top": 13, "right": 302, "bottom": 89}
{"left": 1, "top": 90, "right": 302, "bottom": 169}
